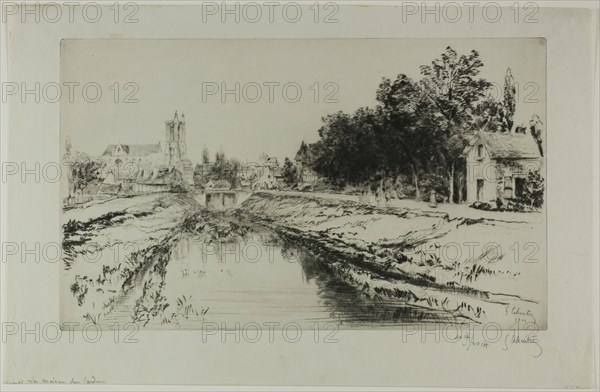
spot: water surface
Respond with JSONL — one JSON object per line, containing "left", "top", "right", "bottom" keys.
{"left": 106, "top": 219, "right": 456, "bottom": 329}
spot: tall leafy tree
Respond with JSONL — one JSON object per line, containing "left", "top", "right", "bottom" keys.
{"left": 376, "top": 74, "right": 436, "bottom": 200}
{"left": 294, "top": 141, "right": 310, "bottom": 165}
{"left": 419, "top": 46, "right": 491, "bottom": 203}
{"left": 473, "top": 93, "right": 503, "bottom": 132}
{"left": 502, "top": 68, "right": 516, "bottom": 132}
{"left": 310, "top": 110, "right": 381, "bottom": 185}
{"left": 472, "top": 68, "right": 516, "bottom": 133}
{"left": 202, "top": 145, "right": 210, "bottom": 164}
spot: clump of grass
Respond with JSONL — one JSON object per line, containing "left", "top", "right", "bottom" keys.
{"left": 161, "top": 295, "right": 202, "bottom": 325}
{"left": 83, "top": 312, "right": 102, "bottom": 325}
{"left": 70, "top": 276, "right": 89, "bottom": 306}
{"left": 173, "top": 295, "right": 199, "bottom": 319}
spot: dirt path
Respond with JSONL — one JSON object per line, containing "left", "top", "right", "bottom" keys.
{"left": 263, "top": 190, "right": 545, "bottom": 224}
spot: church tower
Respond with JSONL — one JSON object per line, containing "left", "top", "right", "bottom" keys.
{"left": 164, "top": 111, "right": 193, "bottom": 185}
{"left": 164, "top": 111, "right": 189, "bottom": 166}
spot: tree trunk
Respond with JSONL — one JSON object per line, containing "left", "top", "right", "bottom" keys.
{"left": 411, "top": 165, "right": 420, "bottom": 201}
{"left": 390, "top": 175, "right": 399, "bottom": 199}
{"left": 395, "top": 174, "right": 402, "bottom": 198}
{"left": 448, "top": 163, "right": 455, "bottom": 204}
{"left": 374, "top": 173, "right": 384, "bottom": 205}
{"left": 362, "top": 182, "right": 371, "bottom": 204}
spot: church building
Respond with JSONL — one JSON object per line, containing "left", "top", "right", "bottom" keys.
{"left": 100, "top": 111, "right": 194, "bottom": 190}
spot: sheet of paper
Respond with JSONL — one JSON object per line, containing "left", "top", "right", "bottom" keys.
{"left": 1, "top": 2, "right": 598, "bottom": 389}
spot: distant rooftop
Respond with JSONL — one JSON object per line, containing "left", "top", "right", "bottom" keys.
{"left": 102, "top": 143, "right": 161, "bottom": 157}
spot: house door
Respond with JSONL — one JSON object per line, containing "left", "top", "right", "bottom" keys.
{"left": 515, "top": 177, "right": 526, "bottom": 198}
{"left": 476, "top": 179, "right": 484, "bottom": 202}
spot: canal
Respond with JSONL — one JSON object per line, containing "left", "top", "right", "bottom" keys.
{"left": 104, "top": 212, "right": 455, "bottom": 329}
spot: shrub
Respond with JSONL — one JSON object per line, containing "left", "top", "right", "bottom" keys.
{"left": 519, "top": 170, "right": 544, "bottom": 208}
{"left": 168, "top": 168, "right": 189, "bottom": 192}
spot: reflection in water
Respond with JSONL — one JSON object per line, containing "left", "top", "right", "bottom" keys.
{"left": 105, "top": 217, "right": 455, "bottom": 329}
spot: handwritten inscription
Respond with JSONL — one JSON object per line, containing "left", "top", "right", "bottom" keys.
{"left": 9, "top": 376, "right": 106, "bottom": 385}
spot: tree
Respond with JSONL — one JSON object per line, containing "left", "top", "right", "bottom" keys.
{"left": 471, "top": 68, "right": 516, "bottom": 133}
{"left": 419, "top": 46, "right": 492, "bottom": 203}
{"left": 208, "top": 147, "right": 239, "bottom": 188}
{"left": 376, "top": 74, "right": 436, "bottom": 200}
{"left": 294, "top": 141, "right": 310, "bottom": 165}
{"left": 67, "top": 152, "right": 103, "bottom": 195}
{"left": 473, "top": 93, "right": 503, "bottom": 132}
{"left": 226, "top": 159, "right": 240, "bottom": 188}
{"left": 303, "top": 46, "right": 508, "bottom": 205}
{"left": 309, "top": 111, "right": 354, "bottom": 182}
{"left": 282, "top": 158, "right": 299, "bottom": 186}
{"left": 210, "top": 148, "right": 227, "bottom": 179}
{"left": 502, "top": 68, "right": 516, "bottom": 132}
{"left": 193, "top": 163, "right": 206, "bottom": 187}
{"left": 309, "top": 109, "right": 381, "bottom": 186}
{"left": 202, "top": 145, "right": 210, "bottom": 164}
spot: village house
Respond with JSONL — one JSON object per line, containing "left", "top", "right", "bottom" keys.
{"left": 462, "top": 129, "right": 542, "bottom": 204}
{"left": 237, "top": 154, "right": 282, "bottom": 189}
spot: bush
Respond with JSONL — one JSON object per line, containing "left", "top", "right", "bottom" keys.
{"left": 281, "top": 158, "right": 299, "bottom": 186}
{"left": 518, "top": 170, "right": 544, "bottom": 208}
{"left": 169, "top": 168, "right": 189, "bottom": 192}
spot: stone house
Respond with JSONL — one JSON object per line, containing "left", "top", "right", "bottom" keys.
{"left": 462, "top": 130, "right": 542, "bottom": 203}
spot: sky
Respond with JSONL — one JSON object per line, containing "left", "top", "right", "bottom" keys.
{"left": 61, "top": 38, "right": 546, "bottom": 164}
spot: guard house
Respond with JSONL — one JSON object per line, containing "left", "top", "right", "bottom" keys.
{"left": 462, "top": 129, "right": 542, "bottom": 203}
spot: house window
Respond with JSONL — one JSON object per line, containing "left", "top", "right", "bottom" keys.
{"left": 477, "top": 144, "right": 484, "bottom": 158}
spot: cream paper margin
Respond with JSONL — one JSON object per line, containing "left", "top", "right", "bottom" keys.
{"left": 1, "top": 1, "right": 598, "bottom": 389}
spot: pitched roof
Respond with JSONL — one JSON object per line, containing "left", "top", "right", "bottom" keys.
{"left": 471, "top": 131, "right": 541, "bottom": 159}
{"left": 102, "top": 143, "right": 161, "bottom": 157}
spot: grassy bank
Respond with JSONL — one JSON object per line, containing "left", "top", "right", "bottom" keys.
{"left": 61, "top": 193, "right": 199, "bottom": 326}
{"left": 237, "top": 192, "right": 546, "bottom": 328}
{"left": 61, "top": 193, "right": 257, "bottom": 328}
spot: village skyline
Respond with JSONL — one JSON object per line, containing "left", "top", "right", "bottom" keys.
{"left": 61, "top": 38, "right": 546, "bottom": 164}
